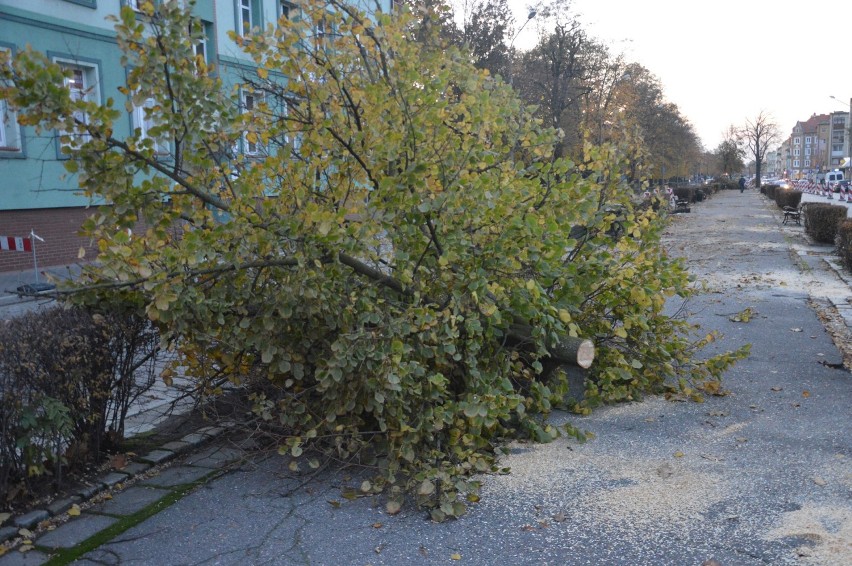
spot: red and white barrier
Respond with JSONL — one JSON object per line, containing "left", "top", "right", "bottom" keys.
{"left": 0, "top": 236, "right": 33, "bottom": 252}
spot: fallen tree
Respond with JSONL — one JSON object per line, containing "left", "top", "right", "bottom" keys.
{"left": 2, "top": 0, "right": 747, "bottom": 519}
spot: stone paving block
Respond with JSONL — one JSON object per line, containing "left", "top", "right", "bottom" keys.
{"left": 86, "top": 487, "right": 167, "bottom": 516}
{"left": 118, "top": 462, "right": 151, "bottom": 476}
{"left": 0, "top": 526, "right": 17, "bottom": 543}
{"left": 0, "top": 548, "right": 50, "bottom": 565}
{"left": 196, "top": 425, "right": 225, "bottom": 438}
{"left": 138, "top": 466, "right": 211, "bottom": 488}
{"left": 12, "top": 511, "right": 48, "bottom": 529}
{"left": 138, "top": 449, "right": 175, "bottom": 465}
{"left": 35, "top": 515, "right": 117, "bottom": 550}
{"left": 182, "top": 445, "right": 245, "bottom": 469}
{"left": 46, "top": 497, "right": 80, "bottom": 517}
{"left": 76, "top": 484, "right": 104, "bottom": 500}
{"left": 160, "top": 440, "right": 190, "bottom": 454}
{"left": 99, "top": 473, "right": 128, "bottom": 489}
{"left": 179, "top": 432, "right": 208, "bottom": 447}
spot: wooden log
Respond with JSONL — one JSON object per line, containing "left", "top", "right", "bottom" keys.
{"left": 547, "top": 336, "right": 595, "bottom": 369}
{"left": 507, "top": 323, "right": 595, "bottom": 369}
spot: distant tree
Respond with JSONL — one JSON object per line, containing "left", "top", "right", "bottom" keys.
{"left": 514, "top": 15, "right": 593, "bottom": 160}
{"left": 715, "top": 125, "right": 745, "bottom": 177}
{"left": 618, "top": 64, "right": 701, "bottom": 182}
{"left": 740, "top": 111, "right": 780, "bottom": 187}
{"left": 455, "top": 0, "right": 515, "bottom": 78}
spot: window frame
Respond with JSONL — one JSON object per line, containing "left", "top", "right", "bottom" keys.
{"left": 132, "top": 95, "right": 171, "bottom": 157}
{"left": 0, "top": 44, "right": 24, "bottom": 157}
{"left": 236, "top": 0, "right": 261, "bottom": 36}
{"left": 51, "top": 54, "right": 102, "bottom": 155}
{"left": 280, "top": 0, "right": 297, "bottom": 21}
{"left": 239, "top": 88, "right": 266, "bottom": 157}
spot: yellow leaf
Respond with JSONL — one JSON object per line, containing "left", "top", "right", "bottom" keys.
{"left": 558, "top": 309, "right": 571, "bottom": 324}
{"left": 417, "top": 480, "right": 435, "bottom": 496}
{"left": 257, "top": 67, "right": 268, "bottom": 79}
{"left": 68, "top": 504, "right": 81, "bottom": 516}
{"left": 674, "top": 451, "right": 684, "bottom": 458}
{"left": 451, "top": 553, "right": 462, "bottom": 560}
{"left": 385, "top": 500, "right": 401, "bottom": 515}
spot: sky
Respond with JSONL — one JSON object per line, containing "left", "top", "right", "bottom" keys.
{"left": 506, "top": 0, "right": 852, "bottom": 150}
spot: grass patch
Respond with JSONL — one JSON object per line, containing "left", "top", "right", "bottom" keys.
{"left": 38, "top": 469, "right": 222, "bottom": 565}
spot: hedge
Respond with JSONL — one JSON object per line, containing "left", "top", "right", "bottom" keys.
{"left": 803, "top": 204, "right": 849, "bottom": 244}
{"left": 838, "top": 219, "right": 852, "bottom": 272}
{"left": 775, "top": 189, "right": 803, "bottom": 209}
{"left": 0, "top": 305, "right": 161, "bottom": 507}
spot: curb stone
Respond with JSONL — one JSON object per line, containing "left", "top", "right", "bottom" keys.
{"left": 0, "top": 424, "right": 237, "bottom": 562}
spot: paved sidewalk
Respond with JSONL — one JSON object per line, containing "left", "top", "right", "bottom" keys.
{"left": 1, "top": 189, "right": 850, "bottom": 565}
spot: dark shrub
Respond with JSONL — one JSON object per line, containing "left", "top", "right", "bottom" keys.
{"left": 775, "top": 189, "right": 803, "bottom": 209}
{"left": 0, "top": 305, "right": 160, "bottom": 505}
{"left": 763, "top": 184, "right": 778, "bottom": 200}
{"left": 838, "top": 219, "right": 852, "bottom": 272}
{"left": 804, "top": 204, "right": 849, "bottom": 244}
{"left": 672, "top": 187, "right": 696, "bottom": 202}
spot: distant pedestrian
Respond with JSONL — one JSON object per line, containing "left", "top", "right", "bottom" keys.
{"left": 738, "top": 176, "right": 746, "bottom": 193}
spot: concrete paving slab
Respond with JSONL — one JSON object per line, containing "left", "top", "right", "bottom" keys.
{"left": 86, "top": 487, "right": 167, "bottom": 517}
{"left": 137, "top": 466, "right": 212, "bottom": 488}
{"left": 0, "top": 549, "right": 49, "bottom": 566}
{"left": 35, "top": 515, "right": 116, "bottom": 550}
{"left": 182, "top": 445, "right": 246, "bottom": 469}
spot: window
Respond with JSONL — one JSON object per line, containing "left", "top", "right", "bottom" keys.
{"left": 805, "top": 147, "right": 811, "bottom": 156}
{"left": 793, "top": 137, "right": 801, "bottom": 145}
{"left": 237, "top": 0, "right": 258, "bottom": 35}
{"left": 190, "top": 19, "right": 212, "bottom": 69}
{"left": 805, "top": 136, "right": 811, "bottom": 144}
{"left": 240, "top": 89, "right": 265, "bottom": 156}
{"left": 125, "top": 0, "right": 143, "bottom": 11}
{"left": 0, "top": 47, "right": 23, "bottom": 154}
{"left": 793, "top": 160, "right": 800, "bottom": 168}
{"left": 794, "top": 148, "right": 800, "bottom": 156}
{"left": 133, "top": 96, "right": 170, "bottom": 155}
{"left": 280, "top": 1, "right": 296, "bottom": 20}
{"left": 804, "top": 160, "right": 810, "bottom": 167}
{"left": 54, "top": 58, "right": 100, "bottom": 149}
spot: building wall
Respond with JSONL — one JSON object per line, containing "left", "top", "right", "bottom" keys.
{"left": 0, "top": 207, "right": 98, "bottom": 272}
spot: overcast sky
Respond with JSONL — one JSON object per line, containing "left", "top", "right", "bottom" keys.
{"left": 507, "top": 0, "right": 852, "bottom": 150}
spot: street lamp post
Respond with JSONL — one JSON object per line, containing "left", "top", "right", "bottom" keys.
{"left": 507, "top": 10, "right": 536, "bottom": 87}
{"left": 830, "top": 95, "right": 852, "bottom": 170}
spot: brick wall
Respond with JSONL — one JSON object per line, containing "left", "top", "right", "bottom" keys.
{"left": 0, "top": 208, "right": 99, "bottom": 273}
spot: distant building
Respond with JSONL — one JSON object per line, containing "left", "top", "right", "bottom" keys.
{"left": 828, "top": 110, "right": 850, "bottom": 170}
{"left": 787, "top": 114, "right": 830, "bottom": 180}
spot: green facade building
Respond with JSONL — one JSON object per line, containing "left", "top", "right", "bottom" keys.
{"left": 0, "top": 0, "right": 391, "bottom": 272}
